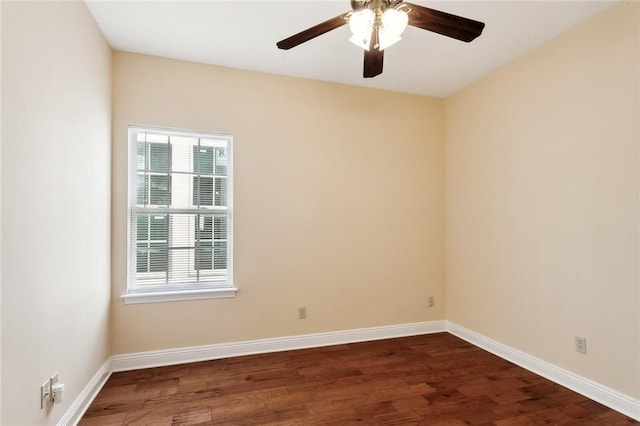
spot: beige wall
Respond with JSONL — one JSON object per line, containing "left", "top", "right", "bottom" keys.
{"left": 1, "top": 2, "right": 112, "bottom": 424}
{"left": 446, "top": 1, "right": 639, "bottom": 399}
{"left": 0, "top": 1, "right": 3, "bottom": 421}
{"left": 112, "top": 52, "right": 445, "bottom": 354}
{"left": 2, "top": 0, "right": 636, "bottom": 420}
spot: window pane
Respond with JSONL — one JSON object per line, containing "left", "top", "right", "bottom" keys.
{"left": 137, "top": 142, "right": 146, "bottom": 170}
{"left": 136, "top": 214, "right": 149, "bottom": 241}
{"left": 194, "top": 213, "right": 227, "bottom": 271}
{"left": 149, "top": 143, "right": 170, "bottom": 172}
{"left": 150, "top": 175, "right": 171, "bottom": 205}
{"left": 136, "top": 242, "right": 149, "bottom": 273}
{"left": 193, "top": 176, "right": 213, "bottom": 206}
{"left": 136, "top": 242, "right": 168, "bottom": 273}
{"left": 137, "top": 174, "right": 147, "bottom": 205}
{"left": 136, "top": 214, "right": 169, "bottom": 274}
{"left": 194, "top": 146, "right": 214, "bottom": 174}
{"left": 215, "top": 147, "right": 227, "bottom": 174}
{"left": 214, "top": 241, "right": 227, "bottom": 269}
{"left": 195, "top": 241, "right": 213, "bottom": 271}
{"left": 214, "top": 178, "right": 226, "bottom": 207}
{"left": 195, "top": 215, "right": 213, "bottom": 241}
{"left": 149, "top": 242, "right": 168, "bottom": 272}
{"left": 150, "top": 215, "right": 168, "bottom": 240}
{"left": 214, "top": 216, "right": 226, "bottom": 240}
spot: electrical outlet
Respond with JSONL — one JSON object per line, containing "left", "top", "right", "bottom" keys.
{"left": 298, "top": 306, "right": 307, "bottom": 319}
{"left": 41, "top": 372, "right": 59, "bottom": 408}
{"left": 40, "top": 380, "right": 50, "bottom": 409}
{"left": 428, "top": 297, "right": 435, "bottom": 308}
{"left": 50, "top": 372, "right": 59, "bottom": 387}
{"left": 575, "top": 336, "right": 587, "bottom": 354}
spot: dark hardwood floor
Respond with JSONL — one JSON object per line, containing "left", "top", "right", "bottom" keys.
{"left": 80, "top": 333, "right": 637, "bottom": 425}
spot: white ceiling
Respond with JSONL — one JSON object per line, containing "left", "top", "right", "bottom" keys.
{"left": 86, "top": 0, "right": 615, "bottom": 97}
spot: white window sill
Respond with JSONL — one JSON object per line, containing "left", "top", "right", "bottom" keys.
{"left": 121, "top": 287, "right": 237, "bottom": 304}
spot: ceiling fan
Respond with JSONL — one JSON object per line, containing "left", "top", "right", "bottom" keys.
{"left": 276, "top": 0, "right": 485, "bottom": 78}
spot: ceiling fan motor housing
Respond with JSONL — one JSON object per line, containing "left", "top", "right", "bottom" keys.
{"left": 351, "top": 0, "right": 404, "bottom": 12}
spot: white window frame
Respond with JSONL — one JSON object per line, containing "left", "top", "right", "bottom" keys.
{"left": 122, "top": 125, "right": 236, "bottom": 304}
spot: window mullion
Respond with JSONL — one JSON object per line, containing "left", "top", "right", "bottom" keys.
{"left": 132, "top": 206, "right": 228, "bottom": 214}
{"left": 166, "top": 136, "right": 172, "bottom": 284}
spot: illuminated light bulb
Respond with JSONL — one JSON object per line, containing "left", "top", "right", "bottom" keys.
{"left": 348, "top": 9, "right": 375, "bottom": 50}
{"left": 377, "top": 8, "right": 408, "bottom": 51}
{"left": 381, "top": 8, "right": 408, "bottom": 37}
{"left": 349, "top": 9, "right": 375, "bottom": 36}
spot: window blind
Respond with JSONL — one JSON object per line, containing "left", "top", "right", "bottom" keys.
{"left": 128, "top": 126, "right": 233, "bottom": 291}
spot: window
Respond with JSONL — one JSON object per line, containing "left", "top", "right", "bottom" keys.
{"left": 124, "top": 126, "right": 235, "bottom": 304}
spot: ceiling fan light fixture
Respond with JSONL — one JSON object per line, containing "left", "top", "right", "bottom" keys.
{"left": 348, "top": 8, "right": 375, "bottom": 50}
{"left": 349, "top": 33, "right": 371, "bottom": 50}
{"left": 348, "top": 9, "right": 375, "bottom": 36}
{"left": 381, "top": 8, "right": 408, "bottom": 37}
{"left": 276, "top": 0, "right": 485, "bottom": 78}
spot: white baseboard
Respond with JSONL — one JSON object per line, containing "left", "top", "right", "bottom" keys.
{"left": 64, "top": 320, "right": 639, "bottom": 424}
{"left": 57, "top": 357, "right": 112, "bottom": 426}
{"left": 446, "top": 321, "right": 640, "bottom": 421}
{"left": 111, "top": 320, "right": 447, "bottom": 372}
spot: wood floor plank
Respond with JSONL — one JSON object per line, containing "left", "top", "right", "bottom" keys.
{"left": 171, "top": 407, "right": 212, "bottom": 425}
{"left": 78, "top": 412, "right": 128, "bottom": 426}
{"left": 80, "top": 333, "right": 638, "bottom": 425}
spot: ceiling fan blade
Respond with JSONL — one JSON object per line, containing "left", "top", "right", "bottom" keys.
{"left": 363, "top": 30, "right": 383, "bottom": 78}
{"left": 277, "top": 13, "right": 349, "bottom": 50}
{"left": 403, "top": 2, "right": 485, "bottom": 42}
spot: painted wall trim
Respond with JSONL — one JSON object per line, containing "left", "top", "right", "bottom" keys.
{"left": 62, "top": 321, "right": 638, "bottom": 423}
{"left": 111, "top": 320, "right": 447, "bottom": 372}
{"left": 446, "top": 321, "right": 640, "bottom": 421}
{"left": 57, "top": 357, "right": 112, "bottom": 426}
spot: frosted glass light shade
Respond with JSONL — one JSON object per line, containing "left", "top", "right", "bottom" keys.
{"left": 349, "top": 34, "right": 371, "bottom": 50}
{"left": 381, "top": 8, "right": 408, "bottom": 37}
{"left": 349, "top": 9, "right": 375, "bottom": 36}
{"left": 348, "top": 8, "right": 408, "bottom": 51}
{"left": 348, "top": 9, "right": 375, "bottom": 50}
